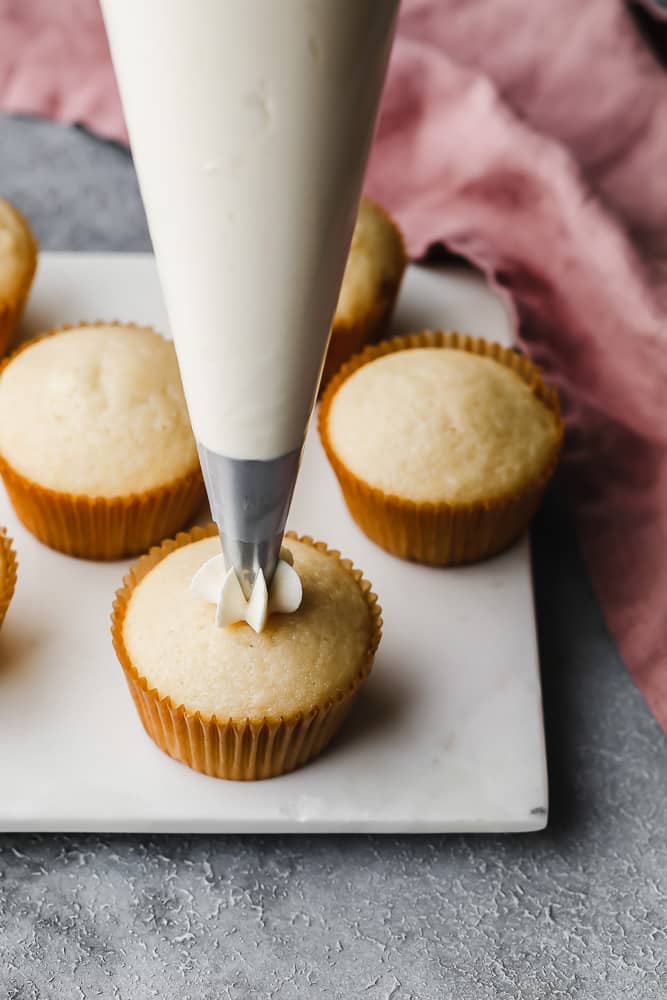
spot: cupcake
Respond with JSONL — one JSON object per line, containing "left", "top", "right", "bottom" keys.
{"left": 319, "top": 331, "right": 563, "bottom": 565}
{"left": 0, "top": 197, "right": 38, "bottom": 358}
{"left": 322, "top": 197, "right": 407, "bottom": 391}
{"left": 0, "top": 322, "right": 205, "bottom": 559}
{"left": 0, "top": 528, "right": 17, "bottom": 630}
{"left": 111, "top": 525, "right": 381, "bottom": 780}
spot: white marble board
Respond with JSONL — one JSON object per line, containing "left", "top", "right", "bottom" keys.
{"left": 0, "top": 253, "right": 547, "bottom": 832}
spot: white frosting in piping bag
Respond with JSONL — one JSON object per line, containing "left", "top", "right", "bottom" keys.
{"left": 101, "top": 0, "right": 399, "bottom": 461}
{"left": 191, "top": 546, "right": 302, "bottom": 633}
{"left": 101, "top": 0, "right": 398, "bottom": 632}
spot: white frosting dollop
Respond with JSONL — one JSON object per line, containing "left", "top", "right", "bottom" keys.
{"left": 190, "top": 546, "right": 302, "bottom": 633}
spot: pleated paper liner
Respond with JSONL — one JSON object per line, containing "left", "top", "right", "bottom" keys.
{"left": 320, "top": 198, "right": 408, "bottom": 393}
{"left": 111, "top": 524, "right": 383, "bottom": 781}
{"left": 0, "top": 528, "right": 17, "bottom": 630}
{"left": 0, "top": 204, "right": 38, "bottom": 358}
{"left": 319, "top": 330, "right": 564, "bottom": 566}
{"left": 0, "top": 322, "right": 206, "bottom": 560}
{"left": 322, "top": 280, "right": 404, "bottom": 392}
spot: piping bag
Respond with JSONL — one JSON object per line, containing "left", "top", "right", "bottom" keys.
{"left": 101, "top": 0, "right": 398, "bottom": 628}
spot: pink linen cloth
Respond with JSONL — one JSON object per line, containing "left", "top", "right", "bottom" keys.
{"left": 1, "top": 0, "right": 665, "bottom": 728}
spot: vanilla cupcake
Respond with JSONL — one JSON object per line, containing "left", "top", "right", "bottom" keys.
{"left": 111, "top": 525, "right": 381, "bottom": 780}
{"left": 0, "top": 323, "right": 204, "bottom": 559}
{"left": 322, "top": 197, "right": 406, "bottom": 391}
{"left": 0, "top": 198, "right": 38, "bottom": 358}
{"left": 0, "top": 528, "right": 17, "bottom": 630}
{"left": 320, "top": 331, "right": 563, "bottom": 565}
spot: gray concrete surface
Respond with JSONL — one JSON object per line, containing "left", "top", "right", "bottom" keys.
{"left": 0, "top": 115, "right": 665, "bottom": 999}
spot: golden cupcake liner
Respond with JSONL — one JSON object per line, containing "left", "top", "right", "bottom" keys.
{"left": 322, "top": 281, "right": 404, "bottom": 392}
{"left": 111, "top": 524, "right": 383, "bottom": 781}
{"left": 320, "top": 199, "right": 408, "bottom": 392}
{"left": 319, "top": 330, "right": 564, "bottom": 566}
{"left": 0, "top": 322, "right": 205, "bottom": 560}
{"left": 0, "top": 528, "right": 17, "bottom": 630}
{"left": 0, "top": 206, "right": 38, "bottom": 358}
{"left": 0, "top": 454, "right": 205, "bottom": 561}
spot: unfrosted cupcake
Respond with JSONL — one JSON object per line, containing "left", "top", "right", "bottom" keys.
{"left": 322, "top": 197, "right": 407, "bottom": 391}
{"left": 0, "top": 197, "right": 38, "bottom": 358}
{"left": 320, "top": 331, "right": 563, "bottom": 565}
{"left": 0, "top": 322, "right": 204, "bottom": 559}
{"left": 111, "top": 525, "right": 381, "bottom": 780}
{"left": 0, "top": 527, "right": 17, "bottom": 630}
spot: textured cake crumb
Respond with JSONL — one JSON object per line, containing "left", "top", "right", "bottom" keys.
{"left": 123, "top": 537, "right": 371, "bottom": 721}
{"left": 0, "top": 325, "right": 198, "bottom": 496}
{"left": 327, "top": 347, "right": 559, "bottom": 504}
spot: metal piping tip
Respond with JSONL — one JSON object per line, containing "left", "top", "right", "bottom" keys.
{"left": 218, "top": 533, "right": 283, "bottom": 603}
{"left": 197, "top": 443, "right": 301, "bottom": 600}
